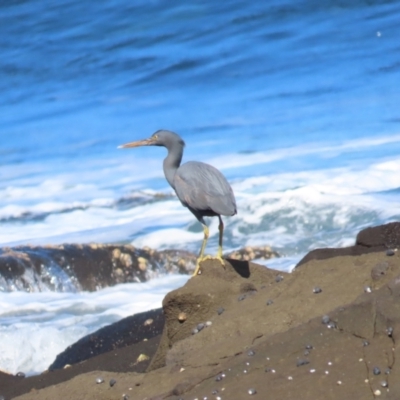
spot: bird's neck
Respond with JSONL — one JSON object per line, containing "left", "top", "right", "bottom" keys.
{"left": 163, "top": 145, "right": 183, "bottom": 189}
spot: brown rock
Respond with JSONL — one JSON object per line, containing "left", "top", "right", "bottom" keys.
{"left": 11, "top": 248, "right": 400, "bottom": 400}
{"left": 5, "top": 222, "right": 400, "bottom": 400}
{"left": 356, "top": 221, "right": 400, "bottom": 248}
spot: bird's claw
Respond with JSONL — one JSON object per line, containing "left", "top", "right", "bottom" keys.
{"left": 202, "top": 255, "right": 225, "bottom": 265}
{"left": 192, "top": 255, "right": 225, "bottom": 276}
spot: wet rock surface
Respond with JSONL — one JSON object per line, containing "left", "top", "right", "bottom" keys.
{"left": 0, "top": 244, "right": 197, "bottom": 292}
{"left": 0, "top": 244, "right": 279, "bottom": 292}
{"left": 225, "top": 245, "right": 279, "bottom": 261}
{"left": 2, "top": 222, "right": 400, "bottom": 400}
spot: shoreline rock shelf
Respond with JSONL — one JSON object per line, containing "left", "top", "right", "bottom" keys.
{"left": 0, "top": 221, "right": 399, "bottom": 400}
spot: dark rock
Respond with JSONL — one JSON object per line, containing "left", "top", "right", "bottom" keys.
{"left": 109, "top": 378, "right": 117, "bottom": 387}
{"left": 0, "top": 245, "right": 196, "bottom": 292}
{"left": 0, "top": 334, "right": 161, "bottom": 400}
{"left": 49, "top": 308, "right": 164, "bottom": 370}
{"left": 356, "top": 222, "right": 400, "bottom": 248}
{"left": 321, "top": 315, "right": 330, "bottom": 324}
{"left": 296, "top": 222, "right": 400, "bottom": 267}
{"left": 296, "top": 246, "right": 381, "bottom": 267}
{"left": 0, "top": 244, "right": 280, "bottom": 293}
{"left": 196, "top": 323, "right": 205, "bottom": 332}
{"left": 373, "top": 366, "right": 381, "bottom": 375}
{"left": 327, "top": 321, "right": 336, "bottom": 329}
{"left": 296, "top": 359, "right": 310, "bottom": 367}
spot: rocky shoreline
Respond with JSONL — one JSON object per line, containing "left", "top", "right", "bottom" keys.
{"left": 1, "top": 222, "right": 399, "bottom": 400}
{"left": 0, "top": 244, "right": 278, "bottom": 292}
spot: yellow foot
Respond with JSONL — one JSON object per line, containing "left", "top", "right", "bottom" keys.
{"left": 202, "top": 255, "right": 225, "bottom": 266}
{"left": 192, "top": 260, "right": 202, "bottom": 276}
{"left": 192, "top": 255, "right": 225, "bottom": 276}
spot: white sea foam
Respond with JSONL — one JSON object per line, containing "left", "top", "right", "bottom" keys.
{"left": 129, "top": 159, "right": 400, "bottom": 258}
{"left": 132, "top": 228, "right": 203, "bottom": 249}
{"left": 206, "top": 134, "right": 400, "bottom": 171}
{"left": 0, "top": 274, "right": 189, "bottom": 375}
{"left": 2, "top": 157, "right": 399, "bottom": 257}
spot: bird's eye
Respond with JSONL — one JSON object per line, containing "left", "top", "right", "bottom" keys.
{"left": 154, "top": 135, "right": 158, "bottom": 139}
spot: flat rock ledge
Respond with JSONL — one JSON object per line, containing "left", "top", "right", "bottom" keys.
{"left": 1, "top": 222, "right": 400, "bottom": 400}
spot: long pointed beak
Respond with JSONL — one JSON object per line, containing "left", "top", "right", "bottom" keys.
{"left": 118, "top": 137, "right": 155, "bottom": 149}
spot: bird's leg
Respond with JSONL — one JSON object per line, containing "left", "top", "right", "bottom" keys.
{"left": 210, "top": 215, "right": 225, "bottom": 266}
{"left": 198, "top": 216, "right": 225, "bottom": 269}
{"left": 198, "top": 223, "right": 209, "bottom": 261}
{"left": 216, "top": 215, "right": 225, "bottom": 263}
{"left": 193, "top": 224, "right": 209, "bottom": 276}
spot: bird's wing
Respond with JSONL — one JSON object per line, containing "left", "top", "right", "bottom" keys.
{"left": 174, "top": 161, "right": 236, "bottom": 216}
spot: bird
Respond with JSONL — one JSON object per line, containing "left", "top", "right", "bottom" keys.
{"left": 119, "top": 130, "right": 237, "bottom": 276}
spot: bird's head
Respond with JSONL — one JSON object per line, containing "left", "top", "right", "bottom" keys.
{"left": 119, "top": 130, "right": 185, "bottom": 149}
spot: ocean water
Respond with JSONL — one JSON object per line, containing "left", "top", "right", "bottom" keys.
{"left": 0, "top": 275, "right": 189, "bottom": 375}
{"left": 1, "top": 0, "right": 400, "bottom": 375}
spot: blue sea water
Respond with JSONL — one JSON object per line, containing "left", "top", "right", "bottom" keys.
{"left": 1, "top": 0, "right": 400, "bottom": 375}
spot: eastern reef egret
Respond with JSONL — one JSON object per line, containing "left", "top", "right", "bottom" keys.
{"left": 119, "top": 130, "right": 237, "bottom": 275}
